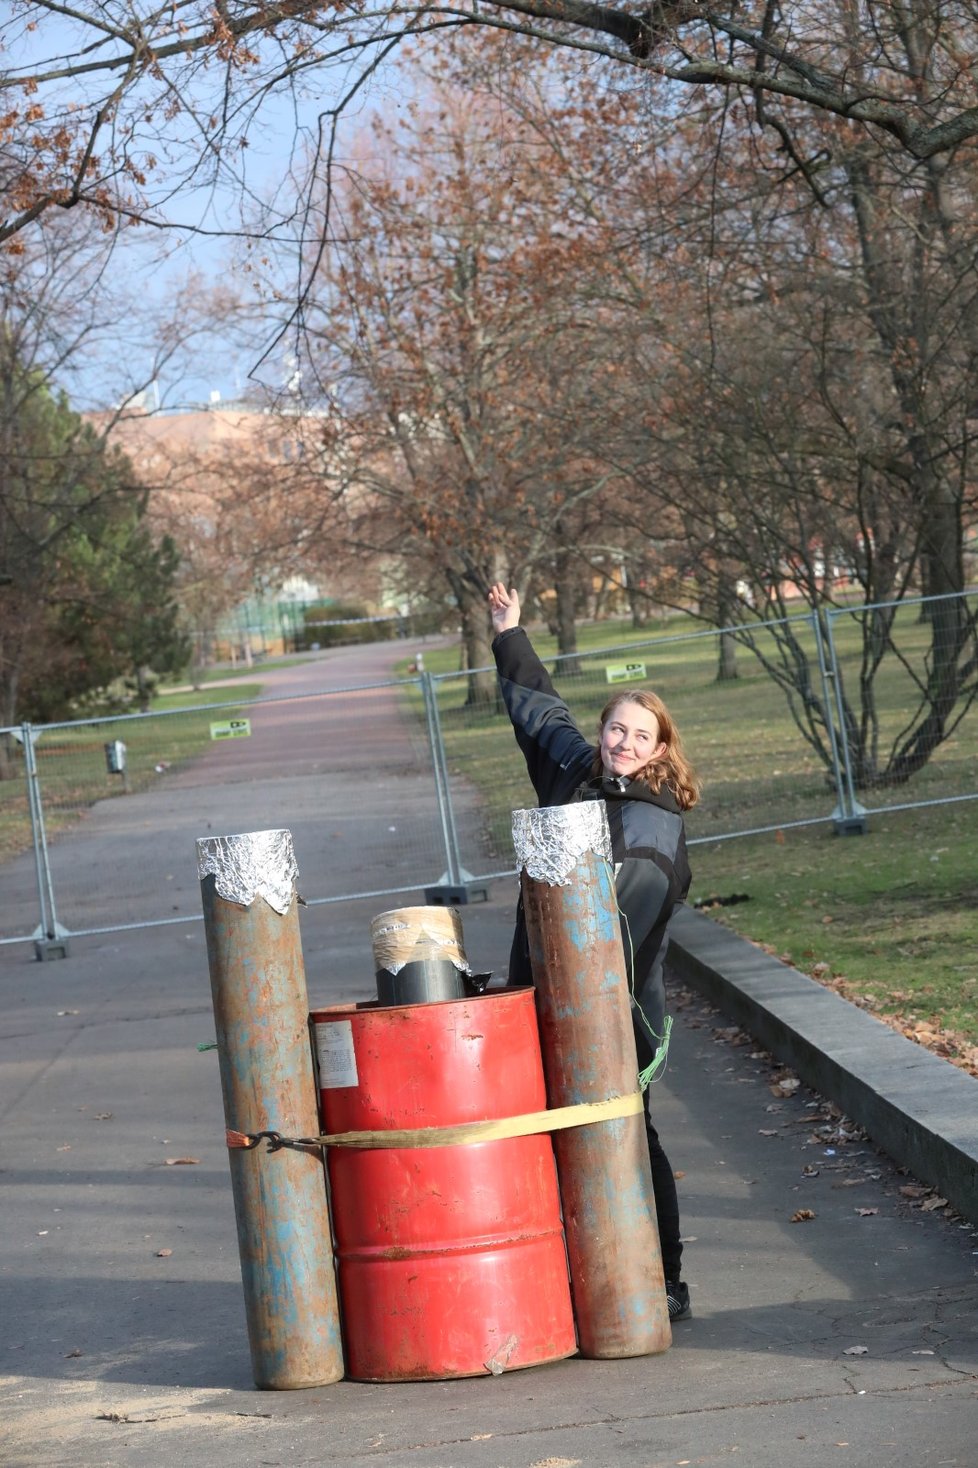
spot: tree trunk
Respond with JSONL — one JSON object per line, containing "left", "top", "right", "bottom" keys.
{"left": 884, "top": 478, "right": 968, "bottom": 782}
{"left": 716, "top": 630, "right": 738, "bottom": 682}
{"left": 136, "top": 666, "right": 154, "bottom": 713}
{"left": 0, "top": 730, "right": 18, "bottom": 782}
{"left": 714, "top": 574, "right": 739, "bottom": 681}
{"left": 449, "top": 572, "right": 496, "bottom": 707}
{"left": 627, "top": 582, "right": 650, "bottom": 630}
{"left": 554, "top": 552, "right": 583, "bottom": 677}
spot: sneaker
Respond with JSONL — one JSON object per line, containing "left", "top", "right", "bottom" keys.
{"left": 666, "top": 1279, "right": 692, "bottom": 1321}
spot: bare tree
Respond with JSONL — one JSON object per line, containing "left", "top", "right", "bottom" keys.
{"left": 293, "top": 85, "right": 623, "bottom": 697}
{"left": 444, "top": 29, "right": 978, "bottom": 786}
{"left": 593, "top": 117, "right": 978, "bottom": 787}
{"left": 9, "top": 1, "right": 978, "bottom": 256}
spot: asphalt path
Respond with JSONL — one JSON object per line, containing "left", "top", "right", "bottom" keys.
{"left": 2, "top": 640, "right": 469, "bottom": 941}
{"left": 164, "top": 641, "right": 444, "bottom": 786}
{"left": 1, "top": 641, "right": 976, "bottom": 1468}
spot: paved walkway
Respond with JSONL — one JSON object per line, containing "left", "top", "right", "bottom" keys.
{"left": 1, "top": 645, "right": 975, "bottom": 1468}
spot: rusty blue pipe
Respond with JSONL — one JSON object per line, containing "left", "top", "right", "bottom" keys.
{"left": 514, "top": 802, "right": 671, "bottom": 1359}
{"left": 197, "top": 828, "right": 344, "bottom": 1388}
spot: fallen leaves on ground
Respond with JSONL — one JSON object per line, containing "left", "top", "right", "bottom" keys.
{"left": 899, "top": 1184, "right": 949, "bottom": 1212}
{"left": 810, "top": 970, "right": 978, "bottom": 1076}
{"left": 742, "top": 940, "right": 978, "bottom": 1076}
{"left": 790, "top": 1209, "right": 816, "bottom": 1222}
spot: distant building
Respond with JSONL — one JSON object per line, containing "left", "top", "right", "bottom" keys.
{"left": 88, "top": 398, "right": 385, "bottom": 661}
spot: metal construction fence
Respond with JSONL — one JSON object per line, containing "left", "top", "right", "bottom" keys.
{"left": 1, "top": 591, "right": 976, "bottom": 955}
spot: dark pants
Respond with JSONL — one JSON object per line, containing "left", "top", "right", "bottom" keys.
{"left": 646, "top": 1112, "right": 682, "bottom": 1281}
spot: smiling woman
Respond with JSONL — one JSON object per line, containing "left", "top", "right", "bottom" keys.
{"left": 594, "top": 688, "right": 699, "bottom": 808}
{"left": 487, "top": 579, "right": 700, "bottom": 1322}
{"left": 599, "top": 698, "right": 666, "bottom": 776}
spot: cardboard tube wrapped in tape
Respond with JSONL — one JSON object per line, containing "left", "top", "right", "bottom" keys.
{"left": 370, "top": 905, "right": 472, "bottom": 1006}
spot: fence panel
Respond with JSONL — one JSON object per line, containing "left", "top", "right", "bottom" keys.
{"left": 3, "top": 592, "right": 976, "bottom": 946}
{"left": 823, "top": 591, "right": 978, "bottom": 818}
{"left": 0, "top": 678, "right": 451, "bottom": 943}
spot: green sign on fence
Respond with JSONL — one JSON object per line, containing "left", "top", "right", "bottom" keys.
{"left": 210, "top": 718, "right": 252, "bottom": 740}
{"left": 605, "top": 662, "right": 647, "bottom": 684}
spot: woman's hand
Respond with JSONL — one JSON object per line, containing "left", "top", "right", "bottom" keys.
{"left": 488, "top": 582, "right": 521, "bottom": 635}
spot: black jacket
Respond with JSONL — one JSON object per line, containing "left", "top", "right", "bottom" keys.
{"left": 493, "top": 626, "right": 691, "bottom": 1069}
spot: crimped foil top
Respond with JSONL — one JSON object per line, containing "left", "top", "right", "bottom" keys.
{"left": 195, "top": 829, "right": 298, "bottom": 914}
{"left": 512, "top": 802, "right": 612, "bottom": 886}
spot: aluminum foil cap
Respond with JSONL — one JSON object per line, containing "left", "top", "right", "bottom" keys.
{"left": 512, "top": 802, "right": 612, "bottom": 886}
{"left": 195, "top": 828, "right": 298, "bottom": 914}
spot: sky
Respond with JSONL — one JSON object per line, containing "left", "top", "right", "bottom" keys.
{"left": 8, "top": 8, "right": 413, "bottom": 410}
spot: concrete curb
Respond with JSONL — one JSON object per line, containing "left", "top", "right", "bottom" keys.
{"left": 668, "top": 907, "right": 978, "bottom": 1224}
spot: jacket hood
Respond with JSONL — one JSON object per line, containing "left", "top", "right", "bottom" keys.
{"left": 575, "top": 771, "right": 683, "bottom": 814}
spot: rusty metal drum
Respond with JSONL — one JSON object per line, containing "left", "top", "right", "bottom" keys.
{"left": 310, "top": 988, "right": 577, "bottom": 1381}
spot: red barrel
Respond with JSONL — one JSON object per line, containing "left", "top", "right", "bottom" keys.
{"left": 310, "top": 988, "right": 577, "bottom": 1381}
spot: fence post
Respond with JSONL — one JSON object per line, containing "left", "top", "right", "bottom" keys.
{"left": 816, "top": 611, "right": 867, "bottom": 835}
{"left": 419, "top": 672, "right": 461, "bottom": 886}
{"left": 418, "top": 670, "right": 488, "bottom": 903}
{"left": 19, "top": 723, "right": 70, "bottom": 959}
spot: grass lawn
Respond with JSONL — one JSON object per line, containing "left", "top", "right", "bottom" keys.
{"left": 691, "top": 801, "right": 978, "bottom": 1070}
{"left": 0, "top": 685, "right": 261, "bottom": 863}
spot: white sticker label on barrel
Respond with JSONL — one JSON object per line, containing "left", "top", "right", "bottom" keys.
{"left": 315, "top": 1021, "right": 359, "bottom": 1089}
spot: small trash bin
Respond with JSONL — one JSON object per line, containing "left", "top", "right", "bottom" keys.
{"left": 104, "top": 740, "right": 127, "bottom": 774}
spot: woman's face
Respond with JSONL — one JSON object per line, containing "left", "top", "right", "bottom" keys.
{"left": 599, "top": 699, "right": 667, "bottom": 779}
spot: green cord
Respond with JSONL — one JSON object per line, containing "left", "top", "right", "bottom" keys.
{"left": 637, "top": 1014, "right": 672, "bottom": 1089}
